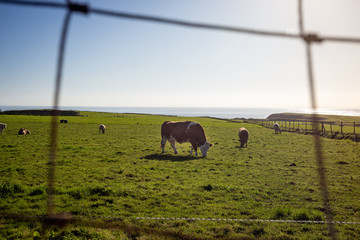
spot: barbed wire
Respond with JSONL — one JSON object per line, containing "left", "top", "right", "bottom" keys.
{"left": 1, "top": 0, "right": 360, "bottom": 44}
{"left": 298, "top": 0, "right": 336, "bottom": 237}
{"left": 1, "top": 0, "right": 360, "bottom": 239}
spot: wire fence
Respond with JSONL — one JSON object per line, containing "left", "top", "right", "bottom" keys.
{"left": 247, "top": 119, "right": 360, "bottom": 142}
{"left": 1, "top": 0, "right": 360, "bottom": 239}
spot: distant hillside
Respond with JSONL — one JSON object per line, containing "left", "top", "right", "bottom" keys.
{"left": 0, "top": 109, "right": 80, "bottom": 116}
{"left": 267, "top": 113, "right": 360, "bottom": 122}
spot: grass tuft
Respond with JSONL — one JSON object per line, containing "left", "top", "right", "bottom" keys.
{"left": 0, "top": 183, "right": 24, "bottom": 198}
{"left": 89, "top": 186, "right": 114, "bottom": 196}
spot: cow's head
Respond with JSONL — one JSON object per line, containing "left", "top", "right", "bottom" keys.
{"left": 200, "top": 141, "right": 213, "bottom": 157}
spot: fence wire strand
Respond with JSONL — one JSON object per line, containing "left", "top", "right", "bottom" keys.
{"left": 1, "top": 0, "right": 360, "bottom": 239}
{"left": 47, "top": 9, "right": 72, "bottom": 216}
{"left": 298, "top": 1, "right": 336, "bottom": 237}
{"left": 2, "top": 0, "right": 360, "bottom": 44}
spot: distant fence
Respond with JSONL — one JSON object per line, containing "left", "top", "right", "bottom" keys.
{"left": 246, "top": 119, "right": 360, "bottom": 142}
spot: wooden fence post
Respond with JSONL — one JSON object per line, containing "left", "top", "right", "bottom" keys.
{"left": 289, "top": 121, "right": 291, "bottom": 132}
{"left": 312, "top": 122, "right": 314, "bottom": 134}
{"left": 341, "top": 122, "right": 344, "bottom": 136}
{"left": 330, "top": 122, "right": 332, "bottom": 134}
{"left": 293, "top": 121, "right": 295, "bottom": 132}
{"left": 354, "top": 122, "right": 356, "bottom": 142}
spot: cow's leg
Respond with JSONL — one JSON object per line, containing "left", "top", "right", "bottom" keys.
{"left": 161, "top": 137, "right": 167, "bottom": 153}
{"left": 190, "top": 142, "right": 198, "bottom": 156}
{"left": 191, "top": 146, "right": 198, "bottom": 156}
{"left": 170, "top": 141, "right": 178, "bottom": 154}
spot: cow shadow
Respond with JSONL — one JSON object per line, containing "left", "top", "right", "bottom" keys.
{"left": 141, "top": 153, "right": 198, "bottom": 162}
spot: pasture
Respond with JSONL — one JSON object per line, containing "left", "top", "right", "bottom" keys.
{"left": 0, "top": 111, "right": 360, "bottom": 239}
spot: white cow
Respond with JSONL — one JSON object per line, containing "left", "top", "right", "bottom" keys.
{"left": 273, "top": 123, "right": 281, "bottom": 134}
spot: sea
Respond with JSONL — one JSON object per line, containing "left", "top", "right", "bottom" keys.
{"left": 1, "top": 106, "right": 360, "bottom": 119}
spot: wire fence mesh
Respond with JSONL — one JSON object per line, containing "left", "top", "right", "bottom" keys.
{"left": 1, "top": 0, "right": 360, "bottom": 239}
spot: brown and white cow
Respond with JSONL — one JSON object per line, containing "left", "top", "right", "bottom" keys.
{"left": 99, "top": 124, "right": 106, "bottom": 134}
{"left": 238, "top": 127, "right": 249, "bottom": 148}
{"left": 18, "top": 128, "right": 31, "bottom": 135}
{"left": 161, "top": 121, "right": 212, "bottom": 157}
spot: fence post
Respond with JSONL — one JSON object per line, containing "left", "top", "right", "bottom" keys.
{"left": 290, "top": 121, "right": 292, "bottom": 132}
{"left": 341, "top": 122, "right": 344, "bottom": 136}
{"left": 354, "top": 122, "right": 356, "bottom": 142}
{"left": 293, "top": 121, "right": 295, "bottom": 132}
{"left": 305, "top": 122, "right": 307, "bottom": 134}
{"left": 330, "top": 122, "right": 332, "bottom": 134}
{"left": 288, "top": 121, "right": 290, "bottom": 132}
{"left": 312, "top": 122, "right": 314, "bottom": 134}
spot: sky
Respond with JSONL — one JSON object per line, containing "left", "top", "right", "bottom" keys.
{"left": 0, "top": 0, "right": 359, "bottom": 110}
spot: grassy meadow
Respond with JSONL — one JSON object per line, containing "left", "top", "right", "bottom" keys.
{"left": 1, "top": 111, "right": 360, "bottom": 239}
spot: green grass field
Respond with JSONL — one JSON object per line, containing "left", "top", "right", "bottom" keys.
{"left": 1, "top": 112, "right": 360, "bottom": 239}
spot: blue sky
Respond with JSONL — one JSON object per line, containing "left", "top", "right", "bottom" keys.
{"left": 1, "top": 0, "right": 359, "bottom": 109}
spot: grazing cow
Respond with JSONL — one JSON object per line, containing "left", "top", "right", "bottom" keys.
{"left": 273, "top": 123, "right": 281, "bottom": 134}
{"left": 161, "top": 121, "right": 212, "bottom": 157}
{"left": 238, "top": 127, "right": 249, "bottom": 148}
{"left": 18, "top": 128, "right": 31, "bottom": 135}
{"left": 0, "top": 123, "right": 6, "bottom": 133}
{"left": 99, "top": 124, "right": 106, "bottom": 134}
{"left": 18, "top": 128, "right": 25, "bottom": 135}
